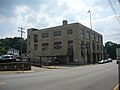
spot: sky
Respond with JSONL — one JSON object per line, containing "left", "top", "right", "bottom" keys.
{"left": 0, "top": 0, "right": 120, "bottom": 44}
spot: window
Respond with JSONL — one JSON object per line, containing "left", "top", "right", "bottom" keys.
{"left": 87, "top": 42, "right": 90, "bottom": 49}
{"left": 42, "top": 32, "right": 48, "bottom": 38}
{"left": 67, "top": 29, "right": 73, "bottom": 35}
{"left": 92, "top": 42, "right": 95, "bottom": 50}
{"left": 42, "top": 43, "right": 49, "bottom": 50}
{"left": 96, "top": 36, "right": 99, "bottom": 42}
{"left": 54, "top": 41, "right": 62, "bottom": 49}
{"left": 68, "top": 40, "right": 73, "bottom": 48}
{"left": 81, "top": 29, "right": 84, "bottom": 38}
{"left": 81, "top": 41, "right": 86, "bottom": 49}
{"left": 34, "top": 35, "right": 38, "bottom": 43}
{"left": 86, "top": 32, "right": 90, "bottom": 39}
{"left": 97, "top": 45, "right": 99, "bottom": 50}
{"left": 54, "top": 31, "right": 61, "bottom": 36}
{"left": 81, "top": 41, "right": 85, "bottom": 55}
{"left": 101, "top": 45, "right": 103, "bottom": 50}
{"left": 100, "top": 37, "right": 103, "bottom": 43}
{"left": 92, "top": 34, "right": 95, "bottom": 39}
{"left": 34, "top": 44, "right": 38, "bottom": 50}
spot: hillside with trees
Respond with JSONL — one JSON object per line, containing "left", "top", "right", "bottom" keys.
{"left": 105, "top": 41, "right": 120, "bottom": 59}
{"left": 0, "top": 37, "right": 27, "bottom": 55}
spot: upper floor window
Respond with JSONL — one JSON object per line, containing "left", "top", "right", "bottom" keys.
{"left": 54, "top": 31, "right": 61, "bottom": 37}
{"left": 92, "top": 34, "right": 95, "bottom": 39}
{"left": 34, "top": 44, "right": 38, "bottom": 50}
{"left": 34, "top": 35, "right": 38, "bottom": 43}
{"left": 68, "top": 40, "right": 73, "bottom": 48}
{"left": 100, "top": 37, "right": 103, "bottom": 43}
{"left": 92, "top": 42, "right": 95, "bottom": 50}
{"left": 96, "top": 36, "right": 99, "bottom": 42}
{"left": 67, "top": 29, "right": 73, "bottom": 35}
{"left": 97, "top": 44, "right": 99, "bottom": 50}
{"left": 81, "top": 29, "right": 84, "bottom": 38}
{"left": 86, "top": 32, "right": 90, "bottom": 39}
{"left": 87, "top": 42, "right": 90, "bottom": 49}
{"left": 54, "top": 41, "right": 62, "bottom": 49}
{"left": 42, "top": 32, "right": 49, "bottom": 38}
{"left": 42, "top": 43, "right": 49, "bottom": 50}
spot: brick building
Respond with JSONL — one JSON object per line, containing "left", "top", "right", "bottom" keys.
{"left": 27, "top": 20, "right": 103, "bottom": 65}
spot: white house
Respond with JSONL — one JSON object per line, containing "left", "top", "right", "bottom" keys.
{"left": 7, "top": 48, "right": 19, "bottom": 56}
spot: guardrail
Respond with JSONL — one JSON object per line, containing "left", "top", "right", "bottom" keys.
{"left": 0, "top": 62, "right": 31, "bottom": 71}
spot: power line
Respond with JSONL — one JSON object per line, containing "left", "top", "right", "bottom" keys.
{"left": 108, "top": 0, "right": 120, "bottom": 24}
{"left": 104, "top": 33, "right": 120, "bottom": 37}
{"left": 118, "top": 0, "right": 120, "bottom": 5}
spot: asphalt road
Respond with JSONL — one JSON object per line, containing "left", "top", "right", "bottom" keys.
{"left": 0, "top": 61, "right": 118, "bottom": 90}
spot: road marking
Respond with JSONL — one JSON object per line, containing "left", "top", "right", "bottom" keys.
{"left": 113, "top": 83, "right": 119, "bottom": 90}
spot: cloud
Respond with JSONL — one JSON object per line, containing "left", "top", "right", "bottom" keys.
{"left": 0, "top": 15, "right": 5, "bottom": 24}
{"left": 94, "top": 15, "right": 120, "bottom": 34}
{"left": 93, "top": 14, "right": 120, "bottom": 43}
{"left": 0, "top": 0, "right": 120, "bottom": 43}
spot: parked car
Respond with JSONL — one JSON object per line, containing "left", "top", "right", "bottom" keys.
{"left": 104, "top": 59, "right": 108, "bottom": 63}
{"left": 0, "top": 55, "right": 16, "bottom": 63}
{"left": 107, "top": 58, "right": 112, "bottom": 62}
{"left": 98, "top": 60, "right": 105, "bottom": 64}
{"left": 0, "top": 56, "right": 3, "bottom": 61}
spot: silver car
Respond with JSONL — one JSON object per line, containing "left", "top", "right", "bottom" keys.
{"left": 1, "top": 55, "right": 16, "bottom": 62}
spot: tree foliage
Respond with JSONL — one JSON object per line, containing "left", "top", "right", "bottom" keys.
{"left": 0, "top": 37, "right": 27, "bottom": 55}
{"left": 105, "top": 41, "right": 120, "bottom": 59}
{"left": 0, "top": 46, "right": 6, "bottom": 55}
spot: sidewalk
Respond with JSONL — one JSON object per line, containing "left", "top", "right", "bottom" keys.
{"left": 0, "top": 66, "right": 43, "bottom": 74}
{"left": 0, "top": 65, "right": 78, "bottom": 74}
{"left": 0, "top": 70, "right": 35, "bottom": 74}
{"left": 0, "top": 64, "right": 89, "bottom": 74}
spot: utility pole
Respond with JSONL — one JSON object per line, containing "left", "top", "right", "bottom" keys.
{"left": 18, "top": 27, "right": 25, "bottom": 73}
{"left": 18, "top": 27, "right": 25, "bottom": 61}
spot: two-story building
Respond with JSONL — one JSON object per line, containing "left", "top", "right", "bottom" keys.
{"left": 7, "top": 48, "right": 19, "bottom": 56}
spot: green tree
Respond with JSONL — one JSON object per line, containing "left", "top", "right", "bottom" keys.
{"left": 105, "top": 41, "right": 118, "bottom": 59}
{"left": 0, "top": 37, "right": 27, "bottom": 55}
{"left": 0, "top": 46, "right": 6, "bottom": 55}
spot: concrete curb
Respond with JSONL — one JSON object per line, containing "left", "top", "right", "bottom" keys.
{"left": 0, "top": 70, "right": 36, "bottom": 74}
{"left": 42, "top": 66, "right": 65, "bottom": 69}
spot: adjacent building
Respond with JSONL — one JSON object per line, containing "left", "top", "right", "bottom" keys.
{"left": 27, "top": 20, "right": 103, "bottom": 65}
{"left": 7, "top": 48, "right": 19, "bottom": 56}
